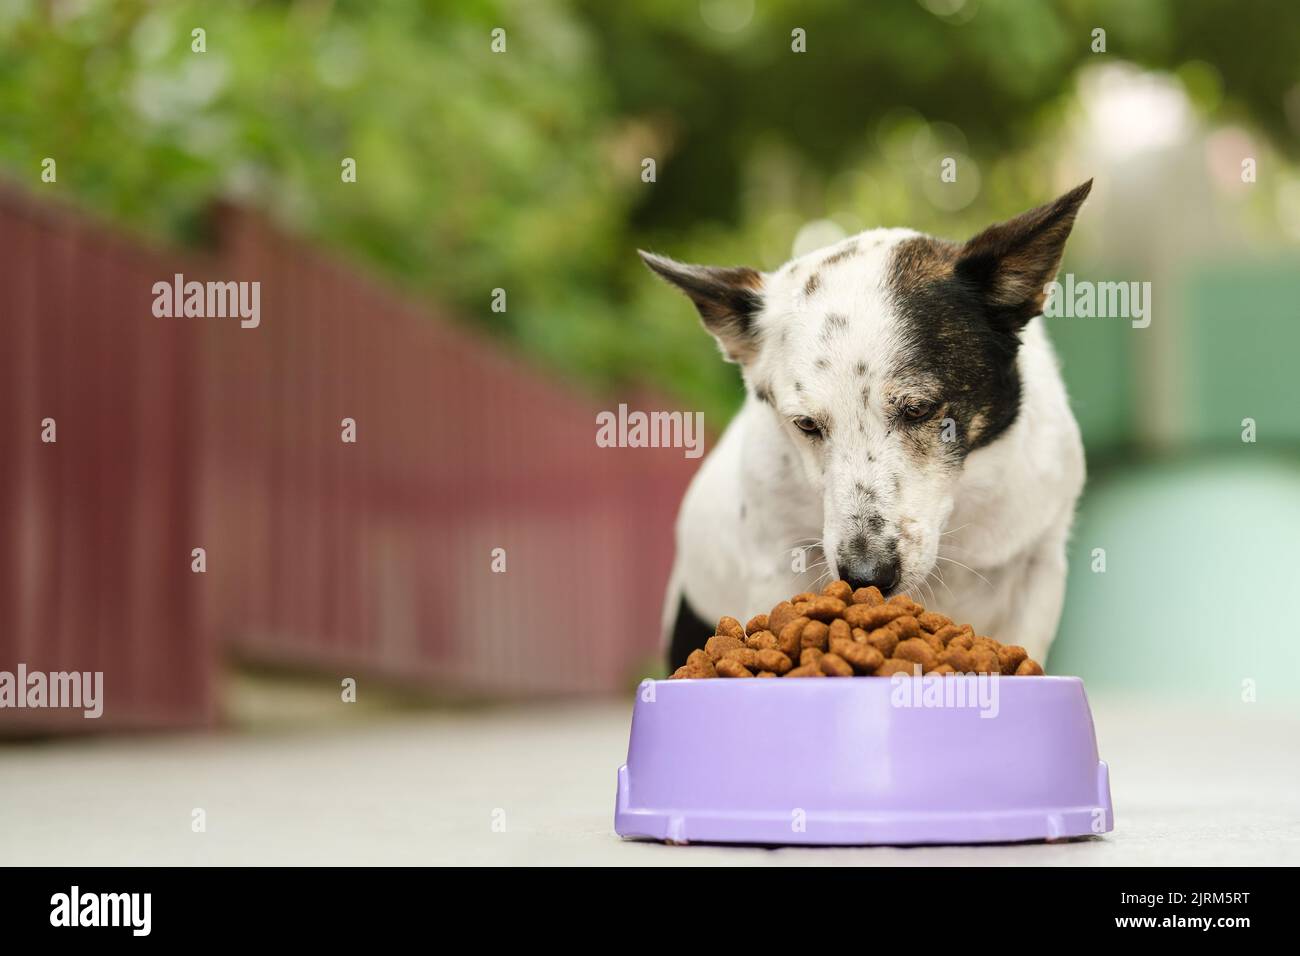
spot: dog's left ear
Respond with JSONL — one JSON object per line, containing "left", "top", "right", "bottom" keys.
{"left": 956, "top": 180, "right": 1092, "bottom": 330}
{"left": 638, "top": 250, "right": 765, "bottom": 363}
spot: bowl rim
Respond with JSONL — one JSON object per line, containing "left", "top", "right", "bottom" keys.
{"left": 646, "top": 674, "right": 1082, "bottom": 686}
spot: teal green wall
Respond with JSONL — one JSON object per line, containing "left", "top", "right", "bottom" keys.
{"left": 1049, "top": 456, "right": 1300, "bottom": 714}
{"left": 1183, "top": 262, "right": 1300, "bottom": 447}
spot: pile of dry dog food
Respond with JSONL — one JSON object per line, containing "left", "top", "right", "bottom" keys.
{"left": 671, "top": 580, "right": 1044, "bottom": 679}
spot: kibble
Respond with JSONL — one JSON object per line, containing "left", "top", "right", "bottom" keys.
{"left": 757, "top": 648, "right": 794, "bottom": 674}
{"left": 716, "top": 657, "right": 754, "bottom": 678}
{"left": 670, "top": 585, "right": 1045, "bottom": 679}
{"left": 777, "top": 617, "right": 808, "bottom": 658}
{"left": 801, "top": 620, "right": 830, "bottom": 651}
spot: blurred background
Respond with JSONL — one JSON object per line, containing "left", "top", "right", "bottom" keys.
{"left": 2, "top": 0, "right": 1299, "bottom": 858}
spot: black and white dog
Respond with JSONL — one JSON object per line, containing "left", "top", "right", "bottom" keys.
{"left": 642, "top": 182, "right": 1091, "bottom": 670}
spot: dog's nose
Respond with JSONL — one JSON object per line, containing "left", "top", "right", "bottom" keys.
{"left": 838, "top": 554, "right": 901, "bottom": 594}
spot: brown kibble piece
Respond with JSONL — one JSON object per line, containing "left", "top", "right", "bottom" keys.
{"left": 851, "top": 586, "right": 884, "bottom": 606}
{"left": 1015, "top": 658, "right": 1044, "bottom": 676}
{"left": 806, "top": 596, "right": 847, "bottom": 621}
{"left": 819, "top": 653, "right": 854, "bottom": 677}
{"left": 777, "top": 617, "right": 809, "bottom": 657}
{"left": 791, "top": 592, "right": 816, "bottom": 604}
{"left": 786, "top": 663, "right": 826, "bottom": 678}
{"left": 918, "top": 611, "right": 953, "bottom": 632}
{"left": 768, "top": 601, "right": 798, "bottom": 637}
{"left": 704, "top": 634, "right": 744, "bottom": 662}
{"left": 677, "top": 651, "right": 716, "bottom": 679}
{"left": 828, "top": 618, "right": 851, "bottom": 644}
{"left": 894, "top": 637, "right": 937, "bottom": 672}
{"left": 745, "top": 629, "right": 779, "bottom": 651}
{"left": 970, "top": 647, "right": 1001, "bottom": 674}
{"left": 939, "top": 645, "right": 973, "bottom": 673}
{"left": 891, "top": 615, "right": 922, "bottom": 640}
{"left": 888, "top": 594, "right": 925, "bottom": 616}
{"left": 862, "top": 624, "right": 899, "bottom": 658}
{"left": 801, "top": 619, "right": 830, "bottom": 651}
{"left": 745, "top": 613, "right": 770, "bottom": 636}
{"left": 830, "top": 638, "right": 885, "bottom": 674}
{"left": 821, "top": 580, "right": 853, "bottom": 602}
{"left": 875, "top": 659, "right": 921, "bottom": 677}
{"left": 722, "top": 647, "right": 760, "bottom": 670}
{"left": 998, "top": 645, "right": 1029, "bottom": 675}
{"left": 756, "top": 648, "right": 794, "bottom": 674}
{"left": 947, "top": 632, "right": 974, "bottom": 651}
{"left": 716, "top": 616, "right": 745, "bottom": 640}
{"left": 716, "top": 657, "right": 754, "bottom": 678}
{"left": 799, "top": 647, "right": 824, "bottom": 667}
{"left": 931, "top": 624, "right": 963, "bottom": 646}
{"left": 756, "top": 671, "right": 777, "bottom": 678}
{"left": 843, "top": 603, "right": 910, "bottom": 630}
{"left": 929, "top": 663, "right": 956, "bottom": 675}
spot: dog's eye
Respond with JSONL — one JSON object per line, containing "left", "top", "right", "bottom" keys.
{"left": 901, "top": 401, "right": 937, "bottom": 424}
{"left": 793, "top": 416, "right": 822, "bottom": 436}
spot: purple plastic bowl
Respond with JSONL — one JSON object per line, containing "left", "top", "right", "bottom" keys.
{"left": 615, "top": 674, "right": 1113, "bottom": 846}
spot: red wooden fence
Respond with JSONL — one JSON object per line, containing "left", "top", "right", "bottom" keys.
{"left": 1, "top": 185, "right": 699, "bottom": 732}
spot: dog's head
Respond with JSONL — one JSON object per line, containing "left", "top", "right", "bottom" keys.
{"left": 641, "top": 181, "right": 1091, "bottom": 595}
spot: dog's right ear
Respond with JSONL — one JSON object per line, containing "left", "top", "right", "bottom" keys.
{"left": 955, "top": 180, "right": 1092, "bottom": 332}
{"left": 638, "top": 251, "right": 764, "bottom": 363}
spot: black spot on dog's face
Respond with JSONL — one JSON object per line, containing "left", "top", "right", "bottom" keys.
{"left": 886, "top": 236, "right": 1024, "bottom": 455}
{"left": 854, "top": 481, "right": 878, "bottom": 503}
{"left": 855, "top": 360, "right": 867, "bottom": 377}
{"left": 819, "top": 312, "right": 848, "bottom": 345}
{"left": 879, "top": 183, "right": 1090, "bottom": 457}
{"left": 804, "top": 273, "right": 820, "bottom": 297}
{"left": 815, "top": 357, "right": 831, "bottom": 370}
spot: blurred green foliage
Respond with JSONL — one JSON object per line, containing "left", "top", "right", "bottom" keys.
{"left": 2, "top": 0, "right": 1297, "bottom": 428}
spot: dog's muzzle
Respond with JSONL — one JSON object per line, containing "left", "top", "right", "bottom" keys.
{"left": 836, "top": 545, "right": 901, "bottom": 595}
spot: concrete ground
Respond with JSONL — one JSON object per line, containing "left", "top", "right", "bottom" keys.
{"left": 2, "top": 692, "right": 1297, "bottom": 866}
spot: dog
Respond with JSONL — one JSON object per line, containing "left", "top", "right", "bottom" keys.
{"left": 641, "top": 181, "right": 1091, "bottom": 670}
